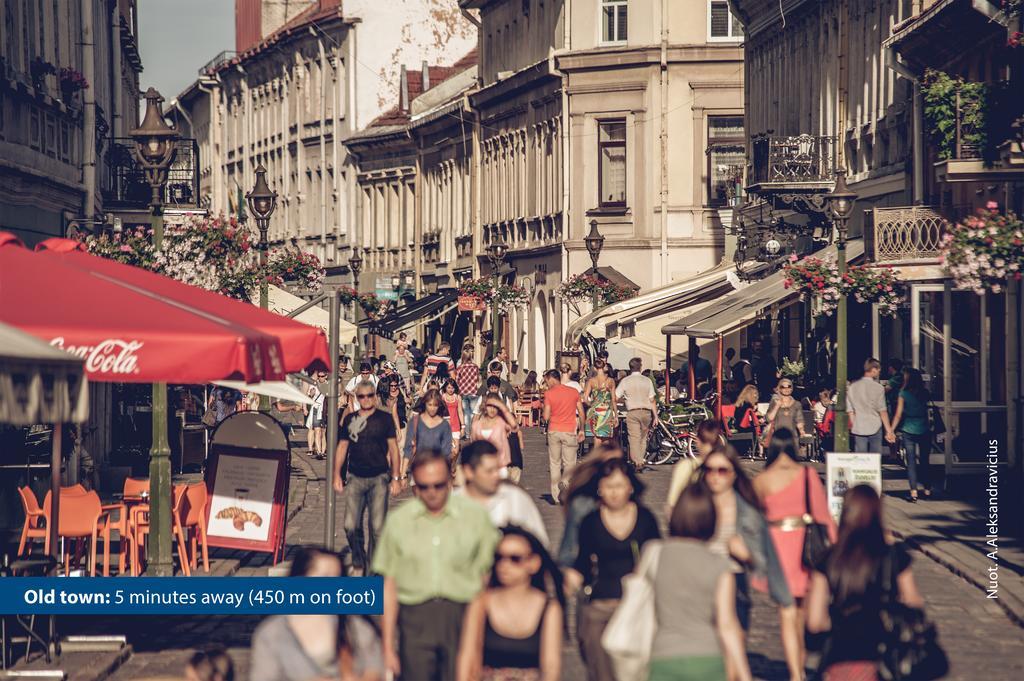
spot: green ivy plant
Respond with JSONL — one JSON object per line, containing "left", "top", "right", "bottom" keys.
{"left": 922, "top": 69, "right": 988, "bottom": 161}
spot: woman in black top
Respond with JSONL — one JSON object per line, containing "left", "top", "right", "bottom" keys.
{"left": 565, "top": 458, "right": 661, "bottom": 681}
{"left": 806, "top": 485, "right": 925, "bottom": 681}
{"left": 457, "top": 526, "right": 564, "bottom": 681}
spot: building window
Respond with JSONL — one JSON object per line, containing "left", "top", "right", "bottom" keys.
{"left": 707, "top": 115, "right": 745, "bottom": 208}
{"left": 601, "top": 0, "right": 627, "bottom": 43}
{"left": 598, "top": 119, "right": 626, "bottom": 208}
{"left": 708, "top": 1, "right": 742, "bottom": 41}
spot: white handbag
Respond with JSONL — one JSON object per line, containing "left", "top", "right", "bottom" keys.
{"left": 601, "top": 540, "right": 663, "bottom": 681}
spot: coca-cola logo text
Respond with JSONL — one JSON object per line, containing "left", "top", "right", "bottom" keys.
{"left": 51, "top": 337, "right": 144, "bottom": 375}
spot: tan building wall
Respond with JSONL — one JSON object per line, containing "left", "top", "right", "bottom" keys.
{"left": 0, "top": 0, "right": 141, "bottom": 243}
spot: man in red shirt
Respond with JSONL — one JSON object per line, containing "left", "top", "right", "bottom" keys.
{"left": 542, "top": 369, "right": 585, "bottom": 503}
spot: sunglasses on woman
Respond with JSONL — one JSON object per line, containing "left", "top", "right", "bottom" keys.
{"left": 494, "top": 552, "right": 531, "bottom": 564}
{"left": 704, "top": 465, "right": 735, "bottom": 476}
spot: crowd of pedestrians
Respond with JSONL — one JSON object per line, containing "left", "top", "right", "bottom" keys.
{"left": 173, "top": 336, "right": 950, "bottom": 681}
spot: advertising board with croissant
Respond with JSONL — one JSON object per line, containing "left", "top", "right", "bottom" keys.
{"left": 204, "top": 412, "right": 290, "bottom": 562}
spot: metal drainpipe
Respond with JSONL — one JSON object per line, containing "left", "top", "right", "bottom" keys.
{"left": 886, "top": 46, "right": 923, "bottom": 204}
{"left": 557, "top": 0, "right": 572, "bottom": 353}
{"left": 109, "top": 1, "right": 121, "bottom": 137}
{"left": 318, "top": 38, "right": 328, "bottom": 259}
{"left": 333, "top": 48, "right": 343, "bottom": 258}
{"left": 197, "top": 80, "right": 220, "bottom": 211}
{"left": 82, "top": 0, "right": 96, "bottom": 220}
{"left": 659, "top": 0, "right": 669, "bottom": 284}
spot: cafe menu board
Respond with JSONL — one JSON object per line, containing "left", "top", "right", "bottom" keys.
{"left": 205, "top": 447, "right": 289, "bottom": 561}
{"left": 825, "top": 452, "right": 882, "bottom": 525}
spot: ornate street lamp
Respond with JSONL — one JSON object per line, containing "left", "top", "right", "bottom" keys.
{"left": 826, "top": 168, "right": 858, "bottom": 452}
{"left": 246, "top": 164, "right": 278, "bottom": 411}
{"left": 486, "top": 239, "right": 509, "bottom": 358}
{"left": 129, "top": 87, "right": 178, "bottom": 577}
{"left": 584, "top": 219, "right": 606, "bottom": 312}
{"left": 349, "top": 248, "right": 364, "bottom": 360}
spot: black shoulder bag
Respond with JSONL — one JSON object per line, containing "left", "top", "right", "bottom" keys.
{"left": 876, "top": 548, "right": 949, "bottom": 680}
{"left": 801, "top": 467, "right": 832, "bottom": 569}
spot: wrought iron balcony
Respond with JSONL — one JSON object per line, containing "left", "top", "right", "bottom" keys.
{"left": 102, "top": 137, "right": 200, "bottom": 208}
{"left": 866, "top": 206, "right": 947, "bottom": 265}
{"left": 747, "top": 134, "right": 836, "bottom": 193}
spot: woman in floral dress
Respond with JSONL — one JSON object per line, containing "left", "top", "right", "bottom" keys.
{"left": 583, "top": 360, "right": 617, "bottom": 445}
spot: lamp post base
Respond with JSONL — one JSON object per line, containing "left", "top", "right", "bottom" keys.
{"left": 148, "top": 381, "right": 173, "bottom": 576}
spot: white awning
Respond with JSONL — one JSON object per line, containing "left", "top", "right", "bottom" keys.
{"left": 662, "top": 241, "right": 865, "bottom": 339}
{"left": 565, "top": 262, "right": 739, "bottom": 345}
{"left": 261, "top": 285, "right": 357, "bottom": 344}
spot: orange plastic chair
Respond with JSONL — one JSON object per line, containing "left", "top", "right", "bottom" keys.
{"left": 49, "top": 491, "right": 111, "bottom": 576}
{"left": 103, "top": 478, "right": 150, "bottom": 575}
{"left": 127, "top": 485, "right": 191, "bottom": 576}
{"left": 17, "top": 487, "right": 48, "bottom": 556}
{"left": 183, "top": 483, "right": 210, "bottom": 573}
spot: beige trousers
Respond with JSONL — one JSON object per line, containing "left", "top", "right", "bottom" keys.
{"left": 625, "top": 409, "right": 652, "bottom": 465}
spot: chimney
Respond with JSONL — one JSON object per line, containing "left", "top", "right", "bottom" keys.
{"left": 400, "top": 65, "right": 409, "bottom": 113}
{"left": 421, "top": 60, "right": 430, "bottom": 92}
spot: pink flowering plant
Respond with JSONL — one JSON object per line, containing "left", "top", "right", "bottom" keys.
{"left": 556, "top": 273, "right": 637, "bottom": 315}
{"left": 457, "top": 278, "right": 529, "bottom": 314}
{"left": 941, "top": 202, "right": 1024, "bottom": 295}
{"left": 357, "top": 293, "right": 393, "bottom": 320}
{"left": 783, "top": 255, "right": 903, "bottom": 317}
{"left": 58, "top": 67, "right": 89, "bottom": 92}
{"left": 79, "top": 213, "right": 325, "bottom": 301}
{"left": 268, "top": 248, "right": 324, "bottom": 291}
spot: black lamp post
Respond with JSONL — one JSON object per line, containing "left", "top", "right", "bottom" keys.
{"left": 584, "top": 219, "right": 606, "bottom": 312}
{"left": 826, "top": 168, "right": 858, "bottom": 452}
{"left": 129, "top": 87, "right": 178, "bottom": 577}
{"left": 486, "top": 239, "right": 509, "bottom": 358}
{"left": 349, "top": 248, "right": 364, "bottom": 361}
{"left": 246, "top": 163, "right": 278, "bottom": 411}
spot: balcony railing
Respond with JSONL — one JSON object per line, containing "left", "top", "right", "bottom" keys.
{"left": 199, "top": 51, "right": 237, "bottom": 76}
{"left": 748, "top": 134, "right": 835, "bottom": 191}
{"left": 102, "top": 138, "right": 200, "bottom": 208}
{"left": 866, "top": 206, "right": 947, "bottom": 264}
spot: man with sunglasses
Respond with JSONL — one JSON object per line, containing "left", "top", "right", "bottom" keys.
{"left": 455, "top": 441, "right": 549, "bottom": 546}
{"left": 373, "top": 450, "right": 499, "bottom": 680}
{"left": 333, "top": 381, "right": 401, "bottom": 576}
{"left": 344, "top": 362, "right": 379, "bottom": 413}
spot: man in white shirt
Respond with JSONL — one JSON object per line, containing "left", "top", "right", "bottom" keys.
{"left": 456, "top": 441, "right": 550, "bottom": 546}
{"left": 615, "top": 357, "right": 659, "bottom": 470}
{"left": 344, "top": 362, "right": 379, "bottom": 412}
{"left": 847, "top": 357, "right": 895, "bottom": 453}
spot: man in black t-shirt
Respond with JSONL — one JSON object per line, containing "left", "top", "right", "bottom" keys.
{"left": 333, "top": 381, "right": 402, "bottom": 574}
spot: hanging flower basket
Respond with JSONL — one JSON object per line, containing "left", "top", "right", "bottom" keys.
{"left": 783, "top": 256, "right": 845, "bottom": 316}
{"left": 268, "top": 248, "right": 324, "bottom": 291}
{"left": 78, "top": 214, "right": 324, "bottom": 302}
{"left": 458, "top": 278, "right": 529, "bottom": 314}
{"left": 941, "top": 201, "right": 1024, "bottom": 295}
{"left": 555, "top": 273, "right": 637, "bottom": 311}
{"left": 783, "top": 255, "right": 904, "bottom": 317}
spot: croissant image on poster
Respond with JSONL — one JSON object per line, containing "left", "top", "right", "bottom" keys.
{"left": 207, "top": 454, "right": 277, "bottom": 542}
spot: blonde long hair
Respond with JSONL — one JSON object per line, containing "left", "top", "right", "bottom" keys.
{"left": 735, "top": 384, "right": 759, "bottom": 408}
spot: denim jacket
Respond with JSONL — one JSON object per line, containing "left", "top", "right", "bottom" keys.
{"left": 556, "top": 495, "right": 598, "bottom": 568}
{"left": 736, "top": 495, "right": 794, "bottom": 607}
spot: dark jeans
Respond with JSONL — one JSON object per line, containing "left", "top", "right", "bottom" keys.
{"left": 343, "top": 472, "right": 390, "bottom": 571}
{"left": 852, "top": 428, "right": 883, "bottom": 454}
{"left": 903, "top": 431, "right": 932, "bottom": 492}
{"left": 397, "top": 599, "right": 466, "bottom": 681}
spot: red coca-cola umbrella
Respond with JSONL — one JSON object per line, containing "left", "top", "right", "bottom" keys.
{"left": 35, "top": 238, "right": 329, "bottom": 374}
{"left": 0, "top": 232, "right": 285, "bottom": 384}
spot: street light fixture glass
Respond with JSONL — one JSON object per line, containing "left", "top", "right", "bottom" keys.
{"left": 131, "top": 88, "right": 178, "bottom": 168}
{"left": 827, "top": 168, "right": 857, "bottom": 221}
{"left": 349, "top": 248, "right": 363, "bottom": 279}
{"left": 246, "top": 164, "right": 278, "bottom": 221}
{"left": 486, "top": 240, "right": 508, "bottom": 268}
{"left": 584, "top": 219, "right": 605, "bottom": 271}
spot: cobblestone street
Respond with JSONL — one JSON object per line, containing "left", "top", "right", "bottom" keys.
{"left": 63, "top": 429, "right": 1023, "bottom": 680}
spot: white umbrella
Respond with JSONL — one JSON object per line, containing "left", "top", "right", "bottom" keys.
{"left": 212, "top": 377, "right": 315, "bottom": 406}
{"left": 258, "top": 285, "right": 357, "bottom": 344}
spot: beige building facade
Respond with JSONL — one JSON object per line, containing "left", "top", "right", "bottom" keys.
{"left": 0, "top": 0, "right": 142, "bottom": 244}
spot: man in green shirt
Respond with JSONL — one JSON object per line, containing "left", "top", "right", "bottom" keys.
{"left": 372, "top": 449, "right": 500, "bottom": 680}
